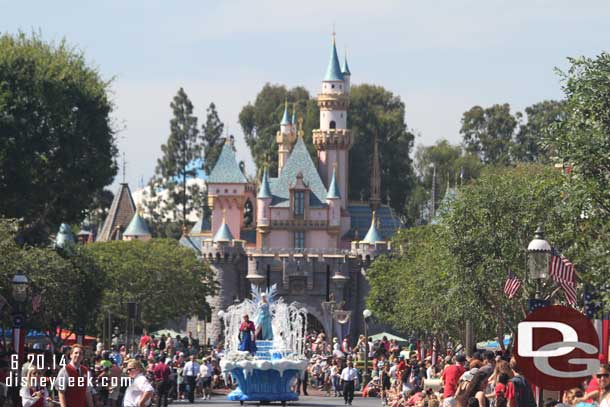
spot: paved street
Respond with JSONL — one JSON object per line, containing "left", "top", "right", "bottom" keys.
{"left": 171, "top": 396, "right": 379, "bottom": 407}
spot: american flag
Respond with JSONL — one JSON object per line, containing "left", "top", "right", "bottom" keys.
{"left": 549, "top": 247, "right": 576, "bottom": 305}
{"left": 504, "top": 270, "right": 522, "bottom": 299}
{"left": 584, "top": 285, "right": 609, "bottom": 363}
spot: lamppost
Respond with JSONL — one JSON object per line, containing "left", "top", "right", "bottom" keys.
{"left": 362, "top": 309, "right": 372, "bottom": 388}
{"left": 321, "top": 299, "right": 337, "bottom": 343}
{"left": 527, "top": 226, "right": 551, "bottom": 300}
{"left": 11, "top": 273, "right": 30, "bottom": 375}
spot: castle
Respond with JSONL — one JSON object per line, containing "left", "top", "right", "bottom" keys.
{"left": 179, "top": 36, "right": 402, "bottom": 343}
{"left": 96, "top": 36, "right": 403, "bottom": 343}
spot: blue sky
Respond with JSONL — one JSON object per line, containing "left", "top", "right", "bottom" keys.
{"left": 2, "top": 0, "right": 609, "bottom": 190}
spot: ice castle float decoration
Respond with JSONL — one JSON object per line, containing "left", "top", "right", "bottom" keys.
{"left": 219, "top": 284, "right": 308, "bottom": 405}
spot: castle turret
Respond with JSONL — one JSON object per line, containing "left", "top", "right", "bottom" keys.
{"left": 326, "top": 165, "right": 341, "bottom": 228}
{"left": 351, "top": 211, "right": 389, "bottom": 262}
{"left": 276, "top": 101, "right": 296, "bottom": 173}
{"left": 123, "top": 209, "right": 151, "bottom": 241}
{"left": 342, "top": 52, "right": 351, "bottom": 94}
{"left": 313, "top": 34, "right": 352, "bottom": 210}
{"left": 256, "top": 168, "right": 272, "bottom": 247}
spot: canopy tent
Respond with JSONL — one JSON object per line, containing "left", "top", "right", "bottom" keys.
{"left": 150, "top": 329, "right": 184, "bottom": 338}
{"left": 0, "top": 329, "right": 95, "bottom": 345}
{"left": 370, "top": 332, "right": 408, "bottom": 343}
{"left": 476, "top": 335, "right": 511, "bottom": 350}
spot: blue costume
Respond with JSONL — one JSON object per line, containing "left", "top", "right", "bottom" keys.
{"left": 238, "top": 320, "right": 257, "bottom": 354}
{"left": 256, "top": 301, "right": 273, "bottom": 340}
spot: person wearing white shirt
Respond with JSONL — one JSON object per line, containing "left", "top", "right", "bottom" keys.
{"left": 200, "top": 358, "right": 213, "bottom": 400}
{"left": 123, "top": 361, "right": 154, "bottom": 407}
{"left": 182, "top": 355, "right": 200, "bottom": 403}
{"left": 20, "top": 365, "right": 50, "bottom": 407}
{"left": 340, "top": 360, "right": 359, "bottom": 406}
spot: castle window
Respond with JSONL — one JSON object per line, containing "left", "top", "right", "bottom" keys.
{"left": 340, "top": 85, "right": 342, "bottom": 89}
{"left": 294, "top": 191, "right": 305, "bottom": 216}
{"left": 331, "top": 84, "right": 335, "bottom": 89}
{"left": 329, "top": 121, "right": 336, "bottom": 129}
{"left": 294, "top": 231, "right": 305, "bottom": 249}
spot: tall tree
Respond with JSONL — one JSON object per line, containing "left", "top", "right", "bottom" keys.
{"left": 460, "top": 103, "right": 518, "bottom": 165}
{"left": 86, "top": 239, "right": 217, "bottom": 329}
{"left": 238, "top": 84, "right": 316, "bottom": 177}
{"left": 0, "top": 218, "right": 105, "bottom": 347}
{"left": 512, "top": 100, "right": 565, "bottom": 163}
{"left": 0, "top": 32, "right": 117, "bottom": 244}
{"left": 147, "top": 88, "right": 203, "bottom": 228}
{"left": 348, "top": 84, "right": 415, "bottom": 214}
{"left": 545, "top": 53, "right": 610, "bottom": 301}
{"left": 201, "top": 102, "right": 225, "bottom": 174}
{"left": 406, "top": 140, "right": 482, "bottom": 225}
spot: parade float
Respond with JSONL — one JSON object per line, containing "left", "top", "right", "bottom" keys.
{"left": 219, "top": 285, "right": 308, "bottom": 405}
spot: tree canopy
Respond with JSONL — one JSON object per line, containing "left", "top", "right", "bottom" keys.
{"left": 545, "top": 52, "right": 610, "bottom": 302}
{"left": 367, "top": 164, "right": 580, "bottom": 347}
{"left": 85, "top": 239, "right": 217, "bottom": 329}
{"left": 0, "top": 218, "right": 105, "bottom": 347}
{"left": 0, "top": 32, "right": 117, "bottom": 244}
{"left": 238, "top": 83, "right": 415, "bottom": 215}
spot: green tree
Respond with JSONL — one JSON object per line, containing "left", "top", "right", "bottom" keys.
{"left": 367, "top": 226, "right": 478, "bottom": 345}
{"left": 443, "top": 165, "right": 580, "bottom": 337}
{"left": 460, "top": 104, "right": 518, "bottom": 165}
{"left": 146, "top": 88, "right": 204, "bottom": 231}
{"left": 545, "top": 53, "right": 610, "bottom": 300}
{"left": 201, "top": 102, "right": 225, "bottom": 174}
{"left": 238, "top": 84, "right": 316, "bottom": 177}
{"left": 405, "top": 140, "right": 482, "bottom": 225}
{"left": 513, "top": 100, "right": 565, "bottom": 163}
{"left": 0, "top": 33, "right": 117, "bottom": 244}
{"left": 86, "top": 239, "right": 217, "bottom": 329}
{"left": 0, "top": 218, "right": 105, "bottom": 347}
{"left": 348, "top": 84, "right": 415, "bottom": 214}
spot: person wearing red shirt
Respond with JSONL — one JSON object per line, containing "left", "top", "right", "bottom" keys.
{"left": 153, "top": 358, "right": 171, "bottom": 407}
{"left": 139, "top": 329, "right": 151, "bottom": 350}
{"left": 441, "top": 355, "right": 466, "bottom": 399}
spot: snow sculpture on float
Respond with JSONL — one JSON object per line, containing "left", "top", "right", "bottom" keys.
{"left": 219, "top": 284, "right": 308, "bottom": 405}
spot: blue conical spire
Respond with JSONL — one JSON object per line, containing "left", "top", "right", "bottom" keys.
{"left": 326, "top": 166, "right": 340, "bottom": 199}
{"left": 124, "top": 212, "right": 151, "bottom": 237}
{"left": 258, "top": 168, "right": 272, "bottom": 199}
{"left": 281, "top": 100, "right": 291, "bottom": 125}
{"left": 213, "top": 211, "right": 234, "bottom": 242}
{"left": 342, "top": 53, "right": 351, "bottom": 75}
{"left": 361, "top": 211, "right": 383, "bottom": 243}
{"left": 324, "top": 35, "right": 344, "bottom": 81}
{"left": 291, "top": 104, "right": 296, "bottom": 126}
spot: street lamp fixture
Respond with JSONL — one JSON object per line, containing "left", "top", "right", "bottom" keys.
{"left": 362, "top": 309, "right": 372, "bottom": 388}
{"left": 11, "top": 274, "right": 29, "bottom": 304}
{"left": 527, "top": 226, "right": 551, "bottom": 298}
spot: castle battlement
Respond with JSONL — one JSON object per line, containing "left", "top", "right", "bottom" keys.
{"left": 312, "top": 129, "right": 353, "bottom": 150}
{"left": 201, "top": 239, "right": 245, "bottom": 263}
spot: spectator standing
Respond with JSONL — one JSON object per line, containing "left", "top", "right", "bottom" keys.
{"left": 55, "top": 345, "right": 94, "bottom": 407}
{"left": 182, "top": 355, "right": 200, "bottom": 403}
{"left": 153, "top": 357, "right": 170, "bottom": 407}
{"left": 340, "top": 360, "right": 359, "bottom": 406}
{"left": 123, "top": 361, "right": 154, "bottom": 407}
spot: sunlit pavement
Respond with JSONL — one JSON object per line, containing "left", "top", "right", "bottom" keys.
{"left": 170, "top": 394, "right": 380, "bottom": 407}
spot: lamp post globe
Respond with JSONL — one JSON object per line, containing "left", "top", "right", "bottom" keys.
{"left": 362, "top": 309, "right": 372, "bottom": 388}
{"left": 527, "top": 226, "right": 551, "bottom": 298}
{"left": 11, "top": 274, "right": 29, "bottom": 304}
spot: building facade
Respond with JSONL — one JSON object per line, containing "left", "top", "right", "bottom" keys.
{"left": 178, "top": 36, "right": 403, "bottom": 344}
